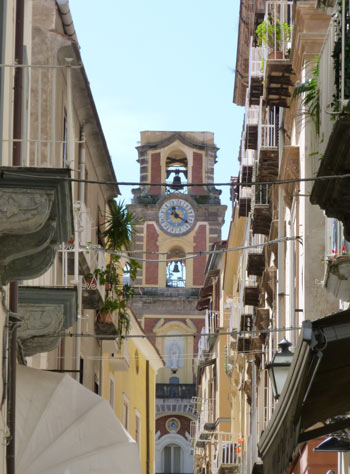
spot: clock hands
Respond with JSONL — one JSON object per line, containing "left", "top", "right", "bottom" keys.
{"left": 170, "top": 206, "right": 188, "bottom": 224}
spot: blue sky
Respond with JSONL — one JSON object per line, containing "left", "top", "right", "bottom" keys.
{"left": 69, "top": 0, "right": 243, "bottom": 239}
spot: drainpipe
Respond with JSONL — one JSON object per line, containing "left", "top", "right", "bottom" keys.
{"left": 73, "top": 130, "right": 85, "bottom": 382}
{"left": 146, "top": 360, "right": 150, "bottom": 474}
{"left": 7, "top": 1, "right": 25, "bottom": 473}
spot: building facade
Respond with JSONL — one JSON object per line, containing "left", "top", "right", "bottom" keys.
{"left": 0, "top": 1, "right": 142, "bottom": 473}
{"left": 229, "top": 0, "right": 350, "bottom": 473}
{"left": 128, "top": 131, "right": 226, "bottom": 474}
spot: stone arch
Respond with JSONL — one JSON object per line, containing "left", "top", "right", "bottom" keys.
{"left": 155, "top": 432, "right": 193, "bottom": 474}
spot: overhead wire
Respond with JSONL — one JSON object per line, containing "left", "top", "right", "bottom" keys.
{"left": 79, "top": 235, "right": 302, "bottom": 263}
{"left": 2, "top": 168, "right": 350, "bottom": 188}
{"left": 34, "top": 325, "right": 302, "bottom": 341}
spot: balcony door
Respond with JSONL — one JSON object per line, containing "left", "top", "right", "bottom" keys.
{"left": 163, "top": 444, "right": 182, "bottom": 473}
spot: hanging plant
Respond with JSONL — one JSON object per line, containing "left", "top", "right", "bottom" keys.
{"left": 256, "top": 19, "right": 292, "bottom": 51}
{"left": 291, "top": 57, "right": 320, "bottom": 134}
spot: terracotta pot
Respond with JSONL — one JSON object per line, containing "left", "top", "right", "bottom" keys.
{"left": 268, "top": 50, "right": 284, "bottom": 60}
{"left": 98, "top": 311, "right": 113, "bottom": 324}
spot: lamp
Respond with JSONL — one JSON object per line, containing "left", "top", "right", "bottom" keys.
{"left": 267, "top": 338, "right": 294, "bottom": 400}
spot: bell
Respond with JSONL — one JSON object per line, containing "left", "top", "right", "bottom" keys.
{"left": 170, "top": 170, "right": 184, "bottom": 190}
{"left": 173, "top": 261, "right": 180, "bottom": 273}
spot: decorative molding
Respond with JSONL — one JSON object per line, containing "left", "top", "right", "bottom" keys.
{"left": 18, "top": 286, "right": 77, "bottom": 357}
{"left": 0, "top": 167, "right": 73, "bottom": 284}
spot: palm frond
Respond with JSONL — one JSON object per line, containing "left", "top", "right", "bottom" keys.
{"left": 103, "top": 199, "right": 139, "bottom": 250}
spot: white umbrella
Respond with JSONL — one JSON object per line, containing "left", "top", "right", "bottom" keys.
{"left": 16, "top": 365, "right": 142, "bottom": 474}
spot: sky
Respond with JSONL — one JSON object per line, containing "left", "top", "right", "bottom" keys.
{"left": 69, "top": 0, "right": 244, "bottom": 239}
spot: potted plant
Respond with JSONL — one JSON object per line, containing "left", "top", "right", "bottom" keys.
{"left": 94, "top": 200, "right": 141, "bottom": 344}
{"left": 84, "top": 272, "right": 97, "bottom": 289}
{"left": 292, "top": 57, "right": 320, "bottom": 135}
{"left": 256, "top": 19, "right": 292, "bottom": 58}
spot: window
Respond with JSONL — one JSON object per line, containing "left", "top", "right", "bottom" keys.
{"left": 166, "top": 248, "right": 186, "bottom": 288}
{"left": 109, "top": 376, "right": 114, "bottom": 409}
{"left": 123, "top": 394, "right": 129, "bottom": 431}
{"left": 79, "top": 357, "right": 84, "bottom": 385}
{"left": 163, "top": 444, "right": 182, "bottom": 474}
{"left": 134, "top": 410, "right": 141, "bottom": 452}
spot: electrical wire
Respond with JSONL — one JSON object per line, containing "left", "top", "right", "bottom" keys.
{"left": 79, "top": 235, "right": 301, "bottom": 263}
{"left": 33, "top": 325, "right": 302, "bottom": 341}
{"left": 2, "top": 168, "right": 350, "bottom": 188}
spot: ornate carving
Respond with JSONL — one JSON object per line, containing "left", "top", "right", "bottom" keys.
{"left": 0, "top": 167, "right": 73, "bottom": 284}
{"left": 17, "top": 303, "right": 64, "bottom": 357}
{"left": 0, "top": 189, "right": 54, "bottom": 235}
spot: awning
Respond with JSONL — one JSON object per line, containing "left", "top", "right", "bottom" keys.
{"left": 258, "top": 310, "right": 350, "bottom": 474}
{"left": 16, "top": 365, "right": 142, "bottom": 474}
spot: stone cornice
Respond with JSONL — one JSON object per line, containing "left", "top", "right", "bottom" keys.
{"left": 136, "top": 132, "right": 219, "bottom": 153}
{"left": 0, "top": 167, "right": 73, "bottom": 284}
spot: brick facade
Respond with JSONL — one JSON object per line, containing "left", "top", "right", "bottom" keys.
{"left": 156, "top": 414, "right": 193, "bottom": 439}
{"left": 149, "top": 152, "right": 161, "bottom": 195}
{"left": 193, "top": 224, "right": 207, "bottom": 286}
{"left": 191, "top": 151, "right": 206, "bottom": 195}
{"left": 145, "top": 223, "right": 159, "bottom": 285}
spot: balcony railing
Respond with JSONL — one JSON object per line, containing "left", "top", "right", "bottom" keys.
{"left": 261, "top": 1, "right": 294, "bottom": 65}
{"left": 249, "top": 37, "right": 264, "bottom": 79}
{"left": 213, "top": 433, "right": 243, "bottom": 474}
{"left": 156, "top": 383, "right": 197, "bottom": 399}
{"left": 207, "top": 311, "right": 218, "bottom": 333}
{"left": 166, "top": 278, "right": 186, "bottom": 288}
{"left": 191, "top": 398, "right": 215, "bottom": 446}
{"left": 258, "top": 101, "right": 278, "bottom": 151}
{"left": 0, "top": 63, "right": 80, "bottom": 167}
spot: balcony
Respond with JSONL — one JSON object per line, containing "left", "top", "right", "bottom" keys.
{"left": 214, "top": 433, "right": 243, "bottom": 474}
{"left": 156, "top": 383, "right": 197, "bottom": 399}
{"left": 0, "top": 167, "right": 73, "bottom": 285}
{"left": 238, "top": 185, "right": 252, "bottom": 218}
{"left": 237, "top": 312, "right": 253, "bottom": 353}
{"left": 261, "top": 1, "right": 295, "bottom": 108}
{"left": 191, "top": 398, "right": 215, "bottom": 445}
{"left": 18, "top": 286, "right": 77, "bottom": 357}
{"left": 247, "top": 234, "right": 265, "bottom": 276}
{"left": 101, "top": 340, "right": 129, "bottom": 371}
{"left": 252, "top": 184, "right": 272, "bottom": 236}
{"left": 243, "top": 287, "right": 259, "bottom": 307}
{"left": 245, "top": 92, "right": 259, "bottom": 150}
{"left": 323, "top": 256, "right": 350, "bottom": 301}
{"left": 257, "top": 101, "right": 278, "bottom": 182}
{"left": 310, "top": 4, "right": 350, "bottom": 239}
{"left": 249, "top": 39, "right": 264, "bottom": 106}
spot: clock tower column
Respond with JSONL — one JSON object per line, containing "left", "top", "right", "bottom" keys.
{"left": 128, "top": 131, "right": 226, "bottom": 474}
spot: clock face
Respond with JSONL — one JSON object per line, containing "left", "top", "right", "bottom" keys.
{"left": 158, "top": 198, "right": 195, "bottom": 235}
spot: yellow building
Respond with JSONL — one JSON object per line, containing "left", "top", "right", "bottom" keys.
{"left": 101, "top": 308, "right": 164, "bottom": 474}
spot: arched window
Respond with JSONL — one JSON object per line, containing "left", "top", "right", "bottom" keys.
{"left": 163, "top": 444, "right": 182, "bottom": 474}
{"left": 165, "top": 153, "right": 188, "bottom": 194}
{"left": 166, "top": 248, "right": 186, "bottom": 288}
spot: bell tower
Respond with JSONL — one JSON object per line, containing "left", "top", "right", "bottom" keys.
{"left": 128, "top": 131, "right": 226, "bottom": 474}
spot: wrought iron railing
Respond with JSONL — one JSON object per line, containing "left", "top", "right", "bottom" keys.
{"left": 166, "top": 278, "right": 186, "bottom": 288}
{"left": 156, "top": 383, "right": 197, "bottom": 399}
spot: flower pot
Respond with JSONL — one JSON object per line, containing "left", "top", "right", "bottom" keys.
{"left": 268, "top": 50, "right": 284, "bottom": 60}
{"left": 98, "top": 311, "right": 113, "bottom": 324}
